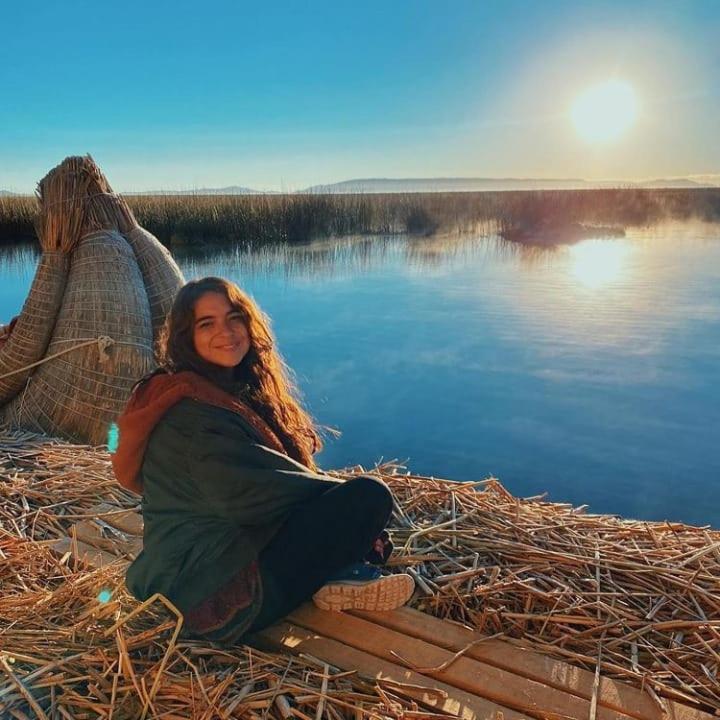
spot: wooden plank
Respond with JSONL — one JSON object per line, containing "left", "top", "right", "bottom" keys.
{"left": 50, "top": 536, "right": 123, "bottom": 570}
{"left": 72, "top": 520, "right": 143, "bottom": 559}
{"left": 351, "top": 606, "right": 714, "bottom": 720}
{"left": 88, "top": 503, "right": 144, "bottom": 536}
{"left": 288, "top": 605, "right": 639, "bottom": 720}
{"left": 254, "top": 620, "right": 531, "bottom": 720}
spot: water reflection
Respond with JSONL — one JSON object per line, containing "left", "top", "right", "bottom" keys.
{"left": 175, "top": 233, "right": 503, "bottom": 281}
{"left": 568, "top": 239, "right": 633, "bottom": 289}
{"left": 0, "top": 242, "right": 39, "bottom": 274}
{"left": 0, "top": 243, "right": 39, "bottom": 317}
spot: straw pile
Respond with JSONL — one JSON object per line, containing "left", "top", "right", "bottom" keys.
{"left": 384, "top": 469, "right": 720, "bottom": 714}
{"left": 0, "top": 431, "right": 431, "bottom": 719}
{"left": 0, "top": 156, "right": 184, "bottom": 444}
{"left": 1, "top": 429, "right": 719, "bottom": 717}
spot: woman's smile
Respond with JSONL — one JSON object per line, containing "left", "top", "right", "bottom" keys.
{"left": 193, "top": 292, "right": 251, "bottom": 368}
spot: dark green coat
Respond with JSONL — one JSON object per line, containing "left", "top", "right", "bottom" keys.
{"left": 125, "top": 398, "right": 337, "bottom": 612}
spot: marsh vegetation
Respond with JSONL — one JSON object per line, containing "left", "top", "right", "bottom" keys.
{"left": 1, "top": 187, "right": 719, "bottom": 247}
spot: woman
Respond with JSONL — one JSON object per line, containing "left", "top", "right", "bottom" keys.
{"left": 111, "top": 277, "right": 413, "bottom": 644}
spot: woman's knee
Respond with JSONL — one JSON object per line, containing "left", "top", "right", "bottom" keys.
{"left": 344, "top": 474, "right": 393, "bottom": 520}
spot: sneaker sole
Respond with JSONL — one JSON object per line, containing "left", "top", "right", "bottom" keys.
{"left": 312, "top": 574, "right": 415, "bottom": 612}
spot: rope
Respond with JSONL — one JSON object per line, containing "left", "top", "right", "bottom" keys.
{"left": 0, "top": 336, "right": 151, "bottom": 381}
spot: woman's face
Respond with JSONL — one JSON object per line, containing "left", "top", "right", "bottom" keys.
{"left": 192, "top": 291, "right": 251, "bottom": 368}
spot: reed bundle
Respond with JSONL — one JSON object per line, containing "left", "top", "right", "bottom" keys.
{"left": 34, "top": 154, "right": 184, "bottom": 342}
{"left": 0, "top": 229, "right": 157, "bottom": 444}
{"left": 0, "top": 156, "right": 184, "bottom": 442}
{"left": 1, "top": 429, "right": 719, "bottom": 716}
{"left": 0, "top": 251, "right": 68, "bottom": 403}
{"left": 35, "top": 155, "right": 137, "bottom": 255}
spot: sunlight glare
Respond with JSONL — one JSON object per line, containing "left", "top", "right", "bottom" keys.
{"left": 569, "top": 239, "right": 632, "bottom": 289}
{"left": 571, "top": 81, "right": 637, "bottom": 143}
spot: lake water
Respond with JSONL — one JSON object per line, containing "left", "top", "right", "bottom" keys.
{"left": 1, "top": 224, "right": 719, "bottom": 527}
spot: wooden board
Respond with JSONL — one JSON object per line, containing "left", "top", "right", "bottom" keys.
{"left": 288, "top": 604, "right": 636, "bottom": 720}
{"left": 255, "top": 621, "right": 531, "bottom": 720}
{"left": 86, "top": 503, "right": 144, "bottom": 536}
{"left": 73, "top": 519, "right": 143, "bottom": 558}
{"left": 350, "top": 606, "right": 713, "bottom": 720}
{"left": 51, "top": 536, "right": 123, "bottom": 569}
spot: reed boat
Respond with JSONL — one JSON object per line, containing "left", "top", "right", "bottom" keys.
{"left": 0, "top": 156, "right": 184, "bottom": 444}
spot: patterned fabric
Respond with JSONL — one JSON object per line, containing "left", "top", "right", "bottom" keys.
{"left": 183, "top": 561, "right": 263, "bottom": 639}
{"left": 364, "top": 529, "right": 393, "bottom": 565}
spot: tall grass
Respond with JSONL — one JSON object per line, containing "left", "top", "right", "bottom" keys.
{"left": 1, "top": 188, "right": 719, "bottom": 247}
{"left": 0, "top": 195, "right": 39, "bottom": 242}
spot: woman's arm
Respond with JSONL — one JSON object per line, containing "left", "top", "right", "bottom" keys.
{"left": 187, "top": 401, "right": 340, "bottom": 525}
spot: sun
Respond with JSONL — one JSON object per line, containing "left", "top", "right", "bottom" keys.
{"left": 571, "top": 80, "right": 637, "bottom": 143}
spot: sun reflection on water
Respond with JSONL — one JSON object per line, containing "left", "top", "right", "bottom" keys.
{"left": 568, "top": 238, "right": 633, "bottom": 289}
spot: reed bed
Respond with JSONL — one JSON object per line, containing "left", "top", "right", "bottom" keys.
{"left": 1, "top": 429, "right": 719, "bottom": 716}
{"left": 0, "top": 195, "right": 37, "bottom": 242}
{"left": 2, "top": 188, "right": 720, "bottom": 247}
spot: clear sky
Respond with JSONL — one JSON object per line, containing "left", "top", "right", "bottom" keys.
{"left": 1, "top": 0, "right": 718, "bottom": 192}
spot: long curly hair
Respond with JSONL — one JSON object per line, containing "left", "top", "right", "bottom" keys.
{"left": 157, "top": 276, "right": 322, "bottom": 469}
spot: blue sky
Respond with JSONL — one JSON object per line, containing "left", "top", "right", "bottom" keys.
{"left": 1, "top": 0, "right": 718, "bottom": 191}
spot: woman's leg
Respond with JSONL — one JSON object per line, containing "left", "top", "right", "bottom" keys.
{"left": 248, "top": 475, "right": 393, "bottom": 632}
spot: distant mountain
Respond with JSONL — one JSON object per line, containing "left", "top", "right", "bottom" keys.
{"left": 3, "top": 176, "right": 718, "bottom": 197}
{"left": 687, "top": 174, "right": 720, "bottom": 186}
{"left": 301, "top": 178, "right": 590, "bottom": 193}
{"left": 636, "top": 178, "right": 708, "bottom": 189}
{"left": 299, "top": 177, "right": 720, "bottom": 193}
{"left": 124, "top": 186, "right": 278, "bottom": 195}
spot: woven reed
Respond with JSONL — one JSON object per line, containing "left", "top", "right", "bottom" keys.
{"left": 1, "top": 231, "right": 155, "bottom": 444}
{"left": 123, "top": 225, "right": 184, "bottom": 347}
{"left": 0, "top": 252, "right": 68, "bottom": 403}
{"left": 0, "top": 155, "right": 188, "bottom": 442}
{"left": 34, "top": 155, "right": 139, "bottom": 251}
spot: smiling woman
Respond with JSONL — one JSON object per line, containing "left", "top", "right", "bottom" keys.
{"left": 110, "top": 275, "right": 414, "bottom": 645}
{"left": 193, "top": 292, "right": 251, "bottom": 369}
{"left": 571, "top": 80, "right": 638, "bottom": 143}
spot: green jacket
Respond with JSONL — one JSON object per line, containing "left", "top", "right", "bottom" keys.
{"left": 125, "top": 397, "right": 337, "bottom": 613}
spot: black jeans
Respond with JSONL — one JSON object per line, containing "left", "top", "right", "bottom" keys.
{"left": 247, "top": 475, "right": 393, "bottom": 632}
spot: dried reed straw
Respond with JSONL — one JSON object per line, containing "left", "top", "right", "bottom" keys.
{"left": 34, "top": 155, "right": 138, "bottom": 254}
{"left": 2, "top": 428, "right": 720, "bottom": 716}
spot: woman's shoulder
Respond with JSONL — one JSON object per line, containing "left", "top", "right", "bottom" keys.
{"left": 144, "top": 399, "right": 233, "bottom": 463}
{"left": 159, "top": 397, "right": 226, "bottom": 428}
{"left": 161, "top": 398, "right": 256, "bottom": 441}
